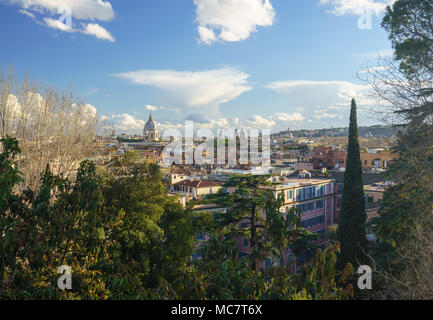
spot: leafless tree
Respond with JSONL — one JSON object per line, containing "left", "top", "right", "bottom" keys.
{"left": 373, "top": 212, "right": 433, "bottom": 300}
{"left": 0, "top": 68, "right": 99, "bottom": 190}
{"left": 358, "top": 56, "right": 433, "bottom": 126}
{"left": 356, "top": 1, "right": 433, "bottom": 300}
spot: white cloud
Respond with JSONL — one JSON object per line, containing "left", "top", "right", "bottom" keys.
{"left": 19, "top": 8, "right": 36, "bottom": 19}
{"left": 101, "top": 113, "right": 145, "bottom": 132}
{"left": 197, "top": 26, "right": 217, "bottom": 44}
{"left": 241, "top": 113, "right": 306, "bottom": 130}
{"left": 359, "top": 66, "right": 388, "bottom": 73}
{"left": 117, "top": 113, "right": 144, "bottom": 130}
{"left": 114, "top": 67, "right": 253, "bottom": 115}
{"left": 44, "top": 17, "right": 73, "bottom": 32}
{"left": 267, "top": 79, "right": 375, "bottom": 125}
{"left": 82, "top": 23, "right": 115, "bottom": 42}
{"left": 7, "top": 0, "right": 114, "bottom": 21}
{"left": 81, "top": 104, "right": 98, "bottom": 118}
{"left": 245, "top": 115, "right": 276, "bottom": 129}
{"left": 272, "top": 112, "right": 305, "bottom": 123}
{"left": 6, "top": 0, "right": 115, "bottom": 41}
{"left": 101, "top": 111, "right": 308, "bottom": 135}
{"left": 268, "top": 80, "right": 368, "bottom": 102}
{"left": 101, "top": 113, "right": 187, "bottom": 134}
{"left": 355, "top": 49, "right": 394, "bottom": 60}
{"left": 194, "top": 0, "right": 276, "bottom": 44}
{"left": 313, "top": 111, "right": 338, "bottom": 119}
{"left": 145, "top": 105, "right": 158, "bottom": 111}
{"left": 319, "top": 0, "right": 396, "bottom": 17}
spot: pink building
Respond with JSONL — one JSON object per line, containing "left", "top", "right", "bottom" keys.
{"left": 240, "top": 178, "right": 337, "bottom": 272}
{"left": 313, "top": 146, "right": 347, "bottom": 170}
{"left": 190, "top": 178, "right": 338, "bottom": 272}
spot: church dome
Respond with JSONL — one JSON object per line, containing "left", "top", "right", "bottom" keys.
{"left": 144, "top": 114, "right": 156, "bottom": 131}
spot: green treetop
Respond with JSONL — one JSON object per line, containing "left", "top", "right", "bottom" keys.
{"left": 337, "top": 99, "right": 368, "bottom": 268}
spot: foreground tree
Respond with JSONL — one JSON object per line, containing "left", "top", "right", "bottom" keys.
{"left": 1, "top": 139, "right": 354, "bottom": 300}
{"left": 361, "top": 0, "right": 433, "bottom": 298}
{"left": 215, "top": 175, "right": 318, "bottom": 271}
{"left": 336, "top": 99, "right": 368, "bottom": 268}
{"left": 0, "top": 145, "right": 198, "bottom": 299}
{"left": 0, "top": 68, "right": 98, "bottom": 190}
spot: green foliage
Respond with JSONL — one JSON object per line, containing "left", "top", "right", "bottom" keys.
{"left": 0, "top": 138, "right": 351, "bottom": 300}
{"left": 192, "top": 234, "right": 265, "bottom": 300}
{"left": 366, "top": 0, "right": 433, "bottom": 297}
{"left": 296, "top": 244, "right": 354, "bottom": 300}
{"left": 216, "top": 175, "right": 318, "bottom": 269}
{"left": 336, "top": 99, "right": 368, "bottom": 268}
{"left": 259, "top": 243, "right": 354, "bottom": 300}
{"left": 382, "top": 0, "right": 433, "bottom": 78}
{"left": 0, "top": 136, "right": 21, "bottom": 214}
{"left": 0, "top": 142, "right": 197, "bottom": 299}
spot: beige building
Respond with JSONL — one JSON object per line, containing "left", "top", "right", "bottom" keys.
{"left": 364, "top": 182, "right": 391, "bottom": 221}
{"left": 360, "top": 150, "right": 395, "bottom": 170}
{"left": 169, "top": 173, "right": 188, "bottom": 184}
{"left": 170, "top": 179, "right": 223, "bottom": 199}
{"left": 167, "top": 192, "right": 188, "bottom": 207}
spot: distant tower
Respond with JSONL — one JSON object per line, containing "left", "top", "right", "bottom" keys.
{"left": 287, "top": 127, "right": 293, "bottom": 140}
{"left": 143, "top": 113, "right": 159, "bottom": 141}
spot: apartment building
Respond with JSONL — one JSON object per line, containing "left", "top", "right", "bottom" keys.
{"left": 192, "top": 203, "right": 232, "bottom": 259}
{"left": 243, "top": 178, "right": 338, "bottom": 271}
{"left": 170, "top": 179, "right": 223, "bottom": 199}
{"left": 360, "top": 150, "right": 395, "bottom": 170}
{"left": 312, "top": 146, "right": 347, "bottom": 170}
{"left": 189, "top": 176, "right": 338, "bottom": 271}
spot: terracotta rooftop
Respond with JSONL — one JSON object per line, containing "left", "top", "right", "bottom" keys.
{"left": 192, "top": 203, "right": 229, "bottom": 210}
{"left": 261, "top": 178, "right": 335, "bottom": 190}
{"left": 172, "top": 179, "right": 222, "bottom": 188}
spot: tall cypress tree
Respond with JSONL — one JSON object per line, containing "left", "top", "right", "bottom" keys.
{"left": 337, "top": 98, "right": 368, "bottom": 268}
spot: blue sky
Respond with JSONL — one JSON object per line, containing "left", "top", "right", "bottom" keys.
{"left": 0, "top": 0, "right": 396, "bottom": 133}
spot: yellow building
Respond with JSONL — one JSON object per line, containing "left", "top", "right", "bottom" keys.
{"left": 360, "top": 150, "right": 395, "bottom": 170}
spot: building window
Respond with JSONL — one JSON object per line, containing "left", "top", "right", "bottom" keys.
{"left": 317, "top": 185, "right": 324, "bottom": 197}
{"left": 193, "top": 248, "right": 202, "bottom": 259}
{"left": 239, "top": 252, "right": 249, "bottom": 258}
{"left": 195, "top": 231, "right": 206, "bottom": 241}
{"left": 316, "top": 199, "right": 324, "bottom": 209}
{"left": 242, "top": 238, "right": 249, "bottom": 248}
{"left": 305, "top": 187, "right": 316, "bottom": 199}
{"left": 301, "top": 215, "right": 326, "bottom": 229}
{"left": 297, "top": 202, "right": 315, "bottom": 213}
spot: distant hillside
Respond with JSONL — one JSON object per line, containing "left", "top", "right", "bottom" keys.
{"left": 273, "top": 125, "right": 403, "bottom": 139}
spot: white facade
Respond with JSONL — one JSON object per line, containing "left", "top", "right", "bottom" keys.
{"left": 143, "top": 113, "right": 159, "bottom": 141}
